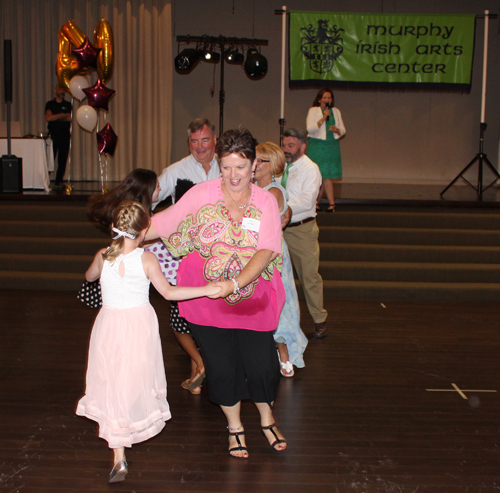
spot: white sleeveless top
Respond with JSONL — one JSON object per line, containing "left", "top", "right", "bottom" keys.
{"left": 264, "top": 180, "right": 288, "bottom": 217}
{"left": 100, "top": 248, "right": 150, "bottom": 309}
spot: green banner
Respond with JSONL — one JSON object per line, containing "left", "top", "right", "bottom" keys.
{"left": 289, "top": 12, "right": 475, "bottom": 84}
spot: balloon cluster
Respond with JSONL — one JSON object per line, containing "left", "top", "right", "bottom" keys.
{"left": 56, "top": 19, "right": 118, "bottom": 157}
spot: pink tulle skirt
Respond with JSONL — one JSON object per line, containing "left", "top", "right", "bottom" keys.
{"left": 76, "top": 303, "right": 171, "bottom": 448}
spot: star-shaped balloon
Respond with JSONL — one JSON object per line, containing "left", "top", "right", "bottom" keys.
{"left": 82, "top": 79, "right": 115, "bottom": 111}
{"left": 72, "top": 37, "right": 101, "bottom": 70}
{"left": 97, "top": 123, "right": 118, "bottom": 156}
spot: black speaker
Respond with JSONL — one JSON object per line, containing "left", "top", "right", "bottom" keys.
{"left": 0, "top": 156, "right": 23, "bottom": 193}
{"left": 4, "top": 40, "right": 12, "bottom": 103}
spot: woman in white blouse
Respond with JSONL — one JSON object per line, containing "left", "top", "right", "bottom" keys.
{"left": 306, "top": 88, "right": 346, "bottom": 212}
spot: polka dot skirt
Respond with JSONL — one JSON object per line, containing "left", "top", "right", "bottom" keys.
{"left": 77, "top": 280, "right": 102, "bottom": 309}
{"left": 170, "top": 301, "right": 190, "bottom": 334}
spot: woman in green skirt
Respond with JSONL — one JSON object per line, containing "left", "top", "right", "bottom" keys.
{"left": 306, "top": 88, "right": 346, "bottom": 212}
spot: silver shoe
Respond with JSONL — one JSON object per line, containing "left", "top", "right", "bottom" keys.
{"left": 109, "top": 459, "right": 128, "bottom": 483}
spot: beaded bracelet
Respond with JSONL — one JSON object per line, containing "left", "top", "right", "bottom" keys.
{"left": 231, "top": 277, "right": 240, "bottom": 295}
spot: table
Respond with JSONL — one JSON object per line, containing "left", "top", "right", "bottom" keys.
{"left": 0, "top": 138, "right": 51, "bottom": 191}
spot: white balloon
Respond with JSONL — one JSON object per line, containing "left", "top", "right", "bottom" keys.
{"left": 76, "top": 105, "right": 97, "bottom": 132}
{"left": 69, "top": 75, "right": 88, "bottom": 101}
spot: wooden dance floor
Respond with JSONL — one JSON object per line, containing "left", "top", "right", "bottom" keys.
{"left": 1, "top": 290, "right": 500, "bottom": 492}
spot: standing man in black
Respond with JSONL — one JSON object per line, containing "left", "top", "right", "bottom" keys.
{"left": 45, "top": 85, "right": 72, "bottom": 189}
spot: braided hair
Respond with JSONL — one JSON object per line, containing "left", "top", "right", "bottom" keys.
{"left": 102, "top": 201, "right": 151, "bottom": 262}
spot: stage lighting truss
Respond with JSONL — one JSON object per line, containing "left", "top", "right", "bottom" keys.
{"left": 175, "top": 35, "right": 268, "bottom": 77}
{"left": 175, "top": 34, "right": 268, "bottom": 134}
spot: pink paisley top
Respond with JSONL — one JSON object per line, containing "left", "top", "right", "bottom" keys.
{"left": 152, "top": 178, "right": 285, "bottom": 332}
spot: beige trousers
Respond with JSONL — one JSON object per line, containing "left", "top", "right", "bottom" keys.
{"left": 283, "top": 219, "right": 327, "bottom": 324}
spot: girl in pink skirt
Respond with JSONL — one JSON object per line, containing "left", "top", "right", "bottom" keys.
{"left": 76, "top": 201, "right": 219, "bottom": 483}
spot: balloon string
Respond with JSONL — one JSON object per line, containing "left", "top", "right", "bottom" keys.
{"left": 98, "top": 151, "right": 104, "bottom": 193}
{"left": 102, "top": 112, "right": 109, "bottom": 190}
{"left": 97, "top": 110, "right": 104, "bottom": 193}
{"left": 67, "top": 95, "right": 74, "bottom": 185}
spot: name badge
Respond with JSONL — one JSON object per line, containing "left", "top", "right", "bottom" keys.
{"left": 242, "top": 217, "right": 260, "bottom": 232}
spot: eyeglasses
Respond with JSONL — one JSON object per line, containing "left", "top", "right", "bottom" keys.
{"left": 256, "top": 158, "right": 269, "bottom": 164}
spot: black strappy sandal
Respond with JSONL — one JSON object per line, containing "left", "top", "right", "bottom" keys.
{"left": 228, "top": 429, "right": 249, "bottom": 459}
{"left": 326, "top": 203, "right": 335, "bottom": 213}
{"left": 261, "top": 423, "right": 287, "bottom": 451}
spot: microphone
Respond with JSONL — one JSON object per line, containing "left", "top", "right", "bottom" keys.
{"left": 325, "top": 102, "right": 331, "bottom": 121}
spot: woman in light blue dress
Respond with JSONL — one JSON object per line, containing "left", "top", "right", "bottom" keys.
{"left": 254, "top": 142, "right": 308, "bottom": 377}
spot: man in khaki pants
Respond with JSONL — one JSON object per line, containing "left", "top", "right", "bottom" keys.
{"left": 281, "top": 128, "right": 327, "bottom": 338}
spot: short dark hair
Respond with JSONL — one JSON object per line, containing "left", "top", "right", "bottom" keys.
{"left": 215, "top": 128, "right": 257, "bottom": 162}
{"left": 187, "top": 118, "right": 216, "bottom": 138}
{"left": 283, "top": 128, "right": 307, "bottom": 145}
{"left": 312, "top": 87, "right": 334, "bottom": 107}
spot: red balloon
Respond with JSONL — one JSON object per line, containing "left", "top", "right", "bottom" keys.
{"left": 82, "top": 79, "right": 115, "bottom": 111}
{"left": 72, "top": 37, "right": 101, "bottom": 70}
{"left": 97, "top": 123, "right": 118, "bottom": 156}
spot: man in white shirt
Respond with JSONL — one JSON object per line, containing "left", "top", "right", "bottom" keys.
{"left": 281, "top": 128, "right": 327, "bottom": 338}
{"left": 154, "top": 118, "right": 219, "bottom": 207}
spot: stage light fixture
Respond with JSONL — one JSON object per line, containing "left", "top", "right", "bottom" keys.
{"left": 174, "top": 48, "right": 200, "bottom": 73}
{"left": 225, "top": 48, "right": 244, "bottom": 64}
{"left": 244, "top": 48, "right": 268, "bottom": 79}
{"left": 201, "top": 48, "right": 220, "bottom": 62}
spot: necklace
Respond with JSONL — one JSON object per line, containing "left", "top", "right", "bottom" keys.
{"left": 223, "top": 182, "right": 251, "bottom": 210}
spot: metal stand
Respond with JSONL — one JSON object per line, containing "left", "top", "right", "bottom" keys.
{"left": 277, "top": 6, "right": 287, "bottom": 145}
{"left": 218, "top": 36, "right": 226, "bottom": 135}
{"left": 440, "top": 122, "right": 500, "bottom": 201}
{"left": 279, "top": 118, "right": 286, "bottom": 146}
{"left": 441, "top": 11, "right": 500, "bottom": 201}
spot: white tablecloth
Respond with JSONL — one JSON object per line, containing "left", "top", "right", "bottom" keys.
{"left": 0, "top": 138, "right": 51, "bottom": 191}
{"left": 46, "top": 138, "right": 54, "bottom": 173}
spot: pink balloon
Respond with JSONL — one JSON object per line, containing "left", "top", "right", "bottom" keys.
{"left": 82, "top": 79, "right": 115, "bottom": 111}
{"left": 97, "top": 123, "right": 118, "bottom": 155}
{"left": 76, "top": 105, "right": 98, "bottom": 132}
{"left": 72, "top": 37, "right": 101, "bottom": 70}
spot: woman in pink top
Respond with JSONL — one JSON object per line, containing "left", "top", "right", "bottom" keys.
{"left": 147, "top": 129, "right": 287, "bottom": 458}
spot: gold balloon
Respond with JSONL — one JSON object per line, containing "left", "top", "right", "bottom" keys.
{"left": 56, "top": 29, "right": 86, "bottom": 90}
{"left": 61, "top": 20, "right": 86, "bottom": 48}
{"left": 94, "top": 19, "right": 114, "bottom": 83}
